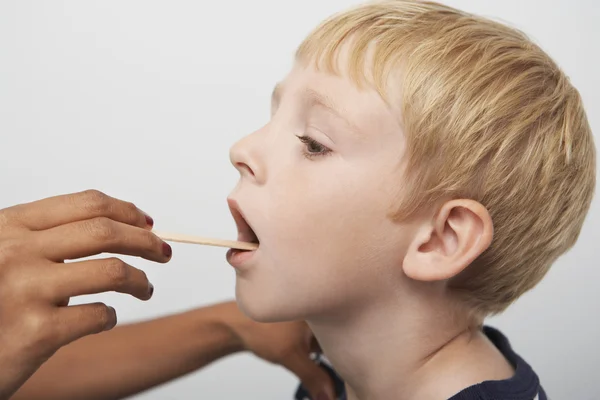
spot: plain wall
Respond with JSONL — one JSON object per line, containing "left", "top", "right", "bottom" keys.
{"left": 0, "top": 1, "right": 598, "bottom": 398}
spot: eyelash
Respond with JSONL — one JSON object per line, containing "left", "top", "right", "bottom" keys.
{"left": 296, "top": 135, "right": 332, "bottom": 159}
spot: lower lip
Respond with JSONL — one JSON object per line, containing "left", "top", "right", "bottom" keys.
{"left": 226, "top": 248, "right": 257, "bottom": 268}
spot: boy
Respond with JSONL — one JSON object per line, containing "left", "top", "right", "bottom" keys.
{"left": 226, "top": 1, "right": 595, "bottom": 399}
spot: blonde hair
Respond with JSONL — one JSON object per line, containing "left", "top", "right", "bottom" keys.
{"left": 296, "top": 0, "right": 596, "bottom": 316}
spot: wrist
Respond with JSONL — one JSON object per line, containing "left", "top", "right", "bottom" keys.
{"left": 210, "top": 301, "right": 250, "bottom": 353}
{"left": 0, "top": 355, "right": 37, "bottom": 400}
{"left": 166, "top": 302, "right": 245, "bottom": 363}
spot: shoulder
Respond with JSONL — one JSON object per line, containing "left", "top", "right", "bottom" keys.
{"left": 294, "top": 326, "right": 547, "bottom": 400}
{"left": 448, "top": 326, "right": 547, "bottom": 400}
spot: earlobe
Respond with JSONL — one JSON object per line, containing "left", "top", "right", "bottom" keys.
{"left": 403, "top": 200, "right": 493, "bottom": 282}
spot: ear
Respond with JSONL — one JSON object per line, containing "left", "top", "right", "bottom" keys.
{"left": 403, "top": 200, "right": 493, "bottom": 282}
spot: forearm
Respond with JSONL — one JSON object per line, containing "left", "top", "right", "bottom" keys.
{"left": 12, "top": 302, "right": 243, "bottom": 400}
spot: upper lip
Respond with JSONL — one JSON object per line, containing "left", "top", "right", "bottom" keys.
{"left": 227, "top": 198, "right": 259, "bottom": 245}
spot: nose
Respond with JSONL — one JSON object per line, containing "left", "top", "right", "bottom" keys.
{"left": 229, "top": 131, "right": 266, "bottom": 184}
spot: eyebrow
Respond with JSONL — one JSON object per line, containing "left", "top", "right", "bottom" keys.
{"left": 271, "top": 82, "right": 362, "bottom": 136}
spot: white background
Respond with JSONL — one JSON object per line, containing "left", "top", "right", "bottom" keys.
{"left": 0, "top": 1, "right": 598, "bottom": 399}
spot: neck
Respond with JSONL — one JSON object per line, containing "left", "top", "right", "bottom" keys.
{"left": 307, "top": 288, "right": 497, "bottom": 400}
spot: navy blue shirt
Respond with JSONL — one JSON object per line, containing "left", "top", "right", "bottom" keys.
{"left": 295, "top": 326, "right": 547, "bottom": 400}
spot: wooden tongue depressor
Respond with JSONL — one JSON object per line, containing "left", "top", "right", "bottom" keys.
{"left": 153, "top": 231, "right": 259, "bottom": 251}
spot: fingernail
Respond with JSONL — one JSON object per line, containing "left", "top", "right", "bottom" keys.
{"left": 162, "top": 242, "right": 172, "bottom": 258}
{"left": 148, "top": 283, "right": 154, "bottom": 298}
{"left": 138, "top": 208, "right": 154, "bottom": 227}
{"left": 104, "top": 306, "right": 117, "bottom": 331}
{"left": 316, "top": 392, "right": 331, "bottom": 400}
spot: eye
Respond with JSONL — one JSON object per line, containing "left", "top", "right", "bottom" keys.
{"left": 296, "top": 135, "right": 332, "bottom": 159}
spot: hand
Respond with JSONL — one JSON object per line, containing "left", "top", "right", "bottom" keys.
{"left": 221, "top": 302, "right": 336, "bottom": 400}
{"left": 0, "top": 190, "right": 171, "bottom": 399}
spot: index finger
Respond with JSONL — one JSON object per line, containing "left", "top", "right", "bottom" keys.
{"left": 3, "top": 190, "right": 153, "bottom": 231}
{"left": 3, "top": 190, "right": 154, "bottom": 231}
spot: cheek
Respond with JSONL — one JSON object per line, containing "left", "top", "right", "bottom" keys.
{"left": 260, "top": 163, "right": 401, "bottom": 287}
{"left": 237, "top": 156, "right": 412, "bottom": 320}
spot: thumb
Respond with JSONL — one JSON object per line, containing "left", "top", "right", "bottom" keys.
{"left": 283, "top": 351, "right": 336, "bottom": 400}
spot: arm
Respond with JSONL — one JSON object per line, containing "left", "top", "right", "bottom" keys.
{"left": 12, "top": 301, "right": 336, "bottom": 400}
{"left": 12, "top": 302, "right": 241, "bottom": 400}
{"left": 0, "top": 190, "right": 169, "bottom": 400}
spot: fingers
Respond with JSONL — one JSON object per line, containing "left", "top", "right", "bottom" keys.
{"left": 3, "top": 190, "right": 153, "bottom": 232}
{"left": 53, "top": 302, "right": 118, "bottom": 347}
{"left": 34, "top": 217, "right": 171, "bottom": 263}
{"left": 46, "top": 258, "right": 154, "bottom": 301}
{"left": 282, "top": 351, "right": 336, "bottom": 400}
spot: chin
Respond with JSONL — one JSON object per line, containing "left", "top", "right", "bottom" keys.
{"left": 234, "top": 278, "right": 307, "bottom": 323}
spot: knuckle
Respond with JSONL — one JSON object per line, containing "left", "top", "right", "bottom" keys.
{"left": 78, "top": 190, "right": 112, "bottom": 215}
{"left": 138, "top": 269, "right": 149, "bottom": 285}
{"left": 142, "top": 230, "right": 160, "bottom": 250}
{"left": 122, "top": 201, "right": 140, "bottom": 222}
{"left": 0, "top": 205, "right": 23, "bottom": 230}
{"left": 85, "top": 217, "right": 116, "bottom": 242}
{"left": 2, "top": 271, "right": 30, "bottom": 298}
{"left": 21, "top": 310, "right": 55, "bottom": 347}
{"left": 102, "top": 257, "right": 130, "bottom": 286}
{"left": 22, "top": 310, "right": 46, "bottom": 332}
{"left": 0, "top": 238, "right": 22, "bottom": 267}
{"left": 0, "top": 209, "right": 10, "bottom": 229}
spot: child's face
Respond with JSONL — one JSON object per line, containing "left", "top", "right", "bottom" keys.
{"left": 228, "top": 62, "right": 419, "bottom": 322}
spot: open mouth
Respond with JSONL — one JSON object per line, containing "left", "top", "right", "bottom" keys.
{"left": 228, "top": 199, "right": 259, "bottom": 251}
